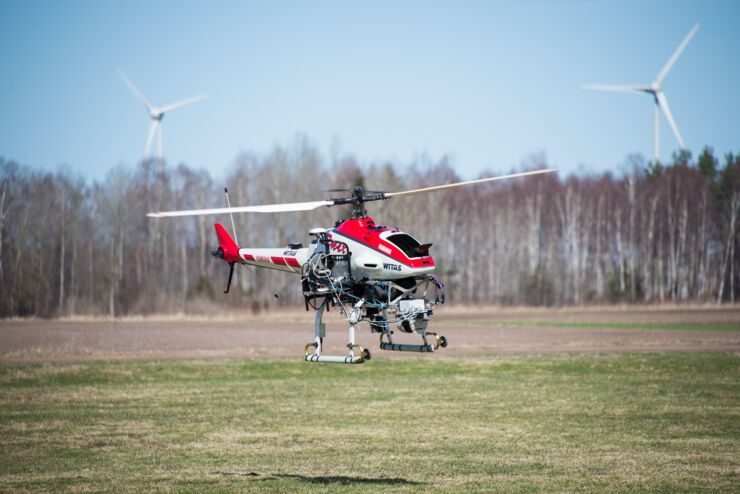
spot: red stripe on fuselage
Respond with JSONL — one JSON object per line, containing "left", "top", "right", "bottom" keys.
{"left": 242, "top": 252, "right": 300, "bottom": 268}
{"left": 269, "top": 256, "right": 300, "bottom": 268}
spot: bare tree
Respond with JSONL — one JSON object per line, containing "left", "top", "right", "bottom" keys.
{"left": 1, "top": 141, "right": 738, "bottom": 316}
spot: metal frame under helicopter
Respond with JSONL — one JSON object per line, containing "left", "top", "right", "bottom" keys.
{"left": 301, "top": 231, "right": 447, "bottom": 364}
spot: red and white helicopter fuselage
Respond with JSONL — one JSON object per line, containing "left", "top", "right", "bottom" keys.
{"left": 222, "top": 217, "right": 434, "bottom": 280}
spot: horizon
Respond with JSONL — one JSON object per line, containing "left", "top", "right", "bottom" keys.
{"left": 0, "top": 133, "right": 731, "bottom": 190}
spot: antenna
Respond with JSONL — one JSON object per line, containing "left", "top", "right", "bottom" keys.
{"left": 224, "top": 187, "right": 239, "bottom": 244}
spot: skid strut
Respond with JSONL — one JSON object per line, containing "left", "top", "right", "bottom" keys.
{"left": 304, "top": 299, "right": 369, "bottom": 364}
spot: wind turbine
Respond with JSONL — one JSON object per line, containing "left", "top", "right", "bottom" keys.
{"left": 117, "top": 68, "right": 207, "bottom": 164}
{"left": 583, "top": 23, "right": 699, "bottom": 164}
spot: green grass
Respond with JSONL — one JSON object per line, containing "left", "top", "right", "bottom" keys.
{"left": 454, "top": 320, "right": 740, "bottom": 332}
{"left": 1, "top": 353, "right": 738, "bottom": 493}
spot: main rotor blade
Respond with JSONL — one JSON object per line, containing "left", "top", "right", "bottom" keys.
{"left": 655, "top": 23, "right": 699, "bottom": 84}
{"left": 149, "top": 170, "right": 557, "bottom": 218}
{"left": 383, "top": 169, "right": 557, "bottom": 199}
{"left": 116, "top": 68, "right": 153, "bottom": 110}
{"left": 158, "top": 94, "right": 208, "bottom": 114}
{"left": 148, "top": 200, "right": 335, "bottom": 218}
{"left": 656, "top": 91, "right": 685, "bottom": 149}
{"left": 582, "top": 84, "right": 651, "bottom": 94}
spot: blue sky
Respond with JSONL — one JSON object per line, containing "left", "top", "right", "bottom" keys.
{"left": 1, "top": 0, "right": 738, "bottom": 181}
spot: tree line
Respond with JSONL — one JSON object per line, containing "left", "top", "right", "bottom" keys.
{"left": 0, "top": 137, "right": 738, "bottom": 317}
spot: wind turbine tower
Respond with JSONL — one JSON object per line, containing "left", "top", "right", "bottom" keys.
{"left": 583, "top": 24, "right": 699, "bottom": 164}
{"left": 117, "top": 68, "right": 207, "bottom": 164}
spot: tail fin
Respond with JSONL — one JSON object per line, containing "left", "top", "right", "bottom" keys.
{"left": 213, "top": 223, "right": 240, "bottom": 263}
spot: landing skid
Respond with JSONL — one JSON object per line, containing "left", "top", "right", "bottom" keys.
{"left": 304, "top": 299, "right": 371, "bottom": 364}
{"left": 303, "top": 298, "right": 446, "bottom": 364}
{"left": 379, "top": 332, "right": 447, "bottom": 353}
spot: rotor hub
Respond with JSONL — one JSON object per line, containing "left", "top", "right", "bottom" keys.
{"left": 327, "top": 186, "right": 387, "bottom": 219}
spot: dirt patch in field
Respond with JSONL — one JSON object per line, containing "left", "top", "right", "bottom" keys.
{"left": 1, "top": 306, "right": 739, "bottom": 362}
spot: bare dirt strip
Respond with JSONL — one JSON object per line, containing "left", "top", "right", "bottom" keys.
{"left": 1, "top": 306, "right": 738, "bottom": 362}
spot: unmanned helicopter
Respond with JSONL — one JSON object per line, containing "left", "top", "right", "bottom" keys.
{"left": 148, "top": 168, "right": 556, "bottom": 364}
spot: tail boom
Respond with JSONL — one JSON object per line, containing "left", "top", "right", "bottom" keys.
{"left": 213, "top": 223, "right": 307, "bottom": 273}
{"left": 238, "top": 247, "right": 308, "bottom": 274}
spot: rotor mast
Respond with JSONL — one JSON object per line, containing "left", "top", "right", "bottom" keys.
{"left": 329, "top": 186, "right": 387, "bottom": 219}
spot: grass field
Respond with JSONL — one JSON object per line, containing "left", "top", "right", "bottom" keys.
{"left": 1, "top": 353, "right": 738, "bottom": 493}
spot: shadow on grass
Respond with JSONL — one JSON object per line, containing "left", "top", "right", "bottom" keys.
{"left": 212, "top": 471, "right": 423, "bottom": 486}
{"left": 211, "top": 471, "right": 261, "bottom": 477}
{"left": 268, "top": 474, "right": 424, "bottom": 486}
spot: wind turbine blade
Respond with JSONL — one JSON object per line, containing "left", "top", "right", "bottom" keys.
{"left": 582, "top": 84, "right": 651, "bottom": 94}
{"left": 148, "top": 200, "right": 336, "bottom": 218}
{"left": 116, "top": 68, "right": 153, "bottom": 110}
{"left": 158, "top": 94, "right": 208, "bottom": 114}
{"left": 656, "top": 91, "right": 685, "bottom": 149}
{"left": 384, "top": 169, "right": 557, "bottom": 199}
{"left": 144, "top": 121, "right": 158, "bottom": 157}
{"left": 655, "top": 23, "right": 700, "bottom": 84}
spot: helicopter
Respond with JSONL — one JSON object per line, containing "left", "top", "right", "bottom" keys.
{"left": 148, "top": 168, "right": 556, "bottom": 364}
